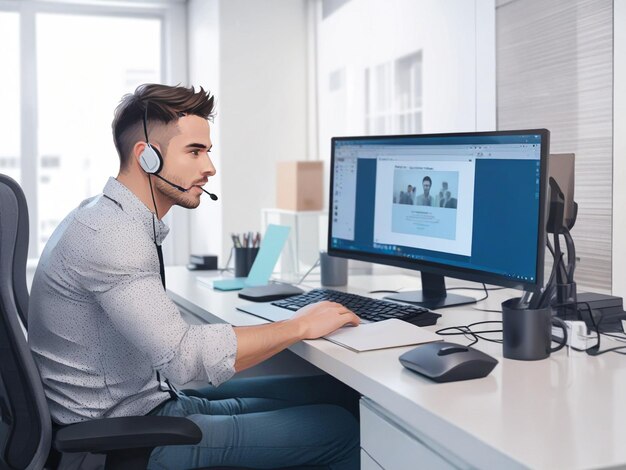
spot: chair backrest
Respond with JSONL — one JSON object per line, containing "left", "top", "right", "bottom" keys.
{"left": 0, "top": 174, "right": 51, "bottom": 469}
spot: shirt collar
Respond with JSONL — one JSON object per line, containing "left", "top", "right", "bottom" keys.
{"left": 102, "top": 177, "right": 170, "bottom": 245}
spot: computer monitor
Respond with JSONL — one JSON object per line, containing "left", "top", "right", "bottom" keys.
{"left": 328, "top": 129, "right": 550, "bottom": 309}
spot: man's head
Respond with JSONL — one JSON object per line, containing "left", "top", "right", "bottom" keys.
{"left": 112, "top": 84, "right": 216, "bottom": 210}
{"left": 445, "top": 190, "right": 451, "bottom": 200}
{"left": 422, "top": 176, "right": 432, "bottom": 196}
{"left": 407, "top": 184, "right": 413, "bottom": 193}
{"left": 442, "top": 181, "right": 448, "bottom": 190}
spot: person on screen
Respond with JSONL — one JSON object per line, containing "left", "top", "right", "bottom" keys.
{"left": 399, "top": 184, "right": 414, "bottom": 204}
{"left": 28, "top": 83, "right": 360, "bottom": 470}
{"left": 415, "top": 176, "right": 433, "bottom": 206}
{"left": 436, "top": 181, "right": 448, "bottom": 207}
{"left": 444, "top": 190, "right": 458, "bottom": 209}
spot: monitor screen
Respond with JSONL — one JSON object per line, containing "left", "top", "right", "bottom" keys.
{"left": 328, "top": 129, "right": 550, "bottom": 308}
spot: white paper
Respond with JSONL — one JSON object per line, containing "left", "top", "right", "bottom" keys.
{"left": 323, "top": 318, "right": 442, "bottom": 352}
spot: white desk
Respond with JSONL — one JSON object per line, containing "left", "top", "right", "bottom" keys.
{"left": 166, "top": 266, "right": 626, "bottom": 470}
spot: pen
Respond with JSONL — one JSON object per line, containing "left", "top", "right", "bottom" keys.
{"left": 231, "top": 233, "right": 242, "bottom": 248}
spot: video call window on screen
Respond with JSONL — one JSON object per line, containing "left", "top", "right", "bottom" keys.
{"left": 328, "top": 130, "right": 548, "bottom": 307}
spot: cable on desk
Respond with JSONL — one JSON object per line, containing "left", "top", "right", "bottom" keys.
{"left": 447, "top": 285, "right": 506, "bottom": 292}
{"left": 436, "top": 320, "right": 503, "bottom": 347}
{"left": 576, "top": 301, "right": 626, "bottom": 356}
{"left": 369, "top": 284, "right": 506, "bottom": 295}
{"left": 550, "top": 300, "right": 626, "bottom": 356}
{"left": 219, "top": 247, "right": 234, "bottom": 273}
{"left": 602, "top": 331, "right": 626, "bottom": 343}
{"left": 475, "top": 283, "right": 489, "bottom": 303}
{"left": 295, "top": 257, "right": 320, "bottom": 285}
{"left": 473, "top": 307, "right": 502, "bottom": 313}
{"left": 436, "top": 299, "right": 626, "bottom": 354}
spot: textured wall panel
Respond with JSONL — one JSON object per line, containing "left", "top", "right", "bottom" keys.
{"left": 496, "top": 0, "right": 613, "bottom": 292}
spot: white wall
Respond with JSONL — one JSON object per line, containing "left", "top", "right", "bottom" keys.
{"left": 187, "top": 0, "right": 222, "bottom": 259}
{"left": 186, "top": 0, "right": 309, "bottom": 264}
{"left": 613, "top": 0, "right": 626, "bottom": 296}
{"left": 317, "top": 0, "right": 496, "bottom": 160}
{"left": 218, "top": 0, "right": 309, "bottom": 262}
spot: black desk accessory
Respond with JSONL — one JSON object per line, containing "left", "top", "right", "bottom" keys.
{"left": 543, "top": 153, "right": 578, "bottom": 317}
{"left": 399, "top": 341, "right": 498, "bottom": 383}
{"left": 502, "top": 298, "right": 567, "bottom": 360}
{"left": 238, "top": 284, "right": 304, "bottom": 302}
{"left": 187, "top": 254, "right": 218, "bottom": 271}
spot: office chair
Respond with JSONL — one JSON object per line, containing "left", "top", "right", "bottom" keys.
{"left": 0, "top": 174, "right": 202, "bottom": 469}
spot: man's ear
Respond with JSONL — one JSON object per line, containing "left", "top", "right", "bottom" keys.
{"left": 132, "top": 141, "right": 162, "bottom": 166}
{"left": 132, "top": 141, "right": 147, "bottom": 166}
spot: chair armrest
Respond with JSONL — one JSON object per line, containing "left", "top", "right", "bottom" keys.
{"left": 53, "top": 415, "right": 202, "bottom": 453}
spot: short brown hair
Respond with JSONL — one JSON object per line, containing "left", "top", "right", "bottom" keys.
{"left": 112, "top": 83, "right": 215, "bottom": 170}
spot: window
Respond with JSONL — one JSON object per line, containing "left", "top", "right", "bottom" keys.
{"left": 0, "top": 1, "right": 185, "bottom": 259}
{"left": 36, "top": 13, "right": 161, "bottom": 249}
{"left": 365, "top": 51, "right": 422, "bottom": 135}
{"left": 0, "top": 12, "right": 20, "bottom": 183}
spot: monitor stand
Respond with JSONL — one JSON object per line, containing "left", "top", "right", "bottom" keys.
{"left": 383, "top": 272, "right": 476, "bottom": 310}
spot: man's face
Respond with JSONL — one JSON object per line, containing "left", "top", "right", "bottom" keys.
{"left": 153, "top": 115, "right": 215, "bottom": 209}
{"left": 423, "top": 180, "right": 431, "bottom": 196}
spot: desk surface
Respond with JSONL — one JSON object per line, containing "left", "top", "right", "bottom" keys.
{"left": 166, "top": 266, "right": 626, "bottom": 470}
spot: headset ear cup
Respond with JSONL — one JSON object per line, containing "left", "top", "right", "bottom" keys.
{"left": 139, "top": 144, "right": 163, "bottom": 174}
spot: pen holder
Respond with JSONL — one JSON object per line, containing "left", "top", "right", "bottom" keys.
{"left": 234, "top": 247, "right": 259, "bottom": 278}
{"left": 501, "top": 298, "right": 568, "bottom": 361}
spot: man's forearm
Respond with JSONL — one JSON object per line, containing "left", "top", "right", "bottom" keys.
{"left": 233, "top": 320, "right": 305, "bottom": 372}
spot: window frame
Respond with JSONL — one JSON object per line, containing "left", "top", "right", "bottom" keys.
{"left": 0, "top": 0, "right": 188, "bottom": 261}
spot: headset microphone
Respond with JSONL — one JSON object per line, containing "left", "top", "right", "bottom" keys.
{"left": 153, "top": 173, "right": 219, "bottom": 200}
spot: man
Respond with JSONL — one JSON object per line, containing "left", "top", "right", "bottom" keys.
{"left": 415, "top": 176, "right": 433, "bottom": 206}
{"left": 444, "top": 190, "right": 458, "bottom": 209}
{"left": 436, "top": 181, "right": 448, "bottom": 207}
{"left": 399, "top": 184, "right": 413, "bottom": 204}
{"left": 29, "top": 84, "right": 361, "bottom": 469}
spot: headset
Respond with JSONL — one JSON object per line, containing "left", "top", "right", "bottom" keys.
{"left": 139, "top": 104, "right": 164, "bottom": 174}
{"left": 139, "top": 103, "right": 218, "bottom": 200}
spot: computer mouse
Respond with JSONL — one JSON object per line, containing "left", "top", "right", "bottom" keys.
{"left": 399, "top": 341, "right": 498, "bottom": 383}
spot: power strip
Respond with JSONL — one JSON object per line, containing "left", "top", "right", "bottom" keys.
{"left": 552, "top": 320, "right": 596, "bottom": 351}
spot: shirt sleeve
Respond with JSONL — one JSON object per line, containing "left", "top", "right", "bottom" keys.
{"left": 70, "top": 224, "right": 238, "bottom": 387}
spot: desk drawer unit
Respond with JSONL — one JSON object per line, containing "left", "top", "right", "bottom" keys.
{"left": 360, "top": 398, "right": 457, "bottom": 470}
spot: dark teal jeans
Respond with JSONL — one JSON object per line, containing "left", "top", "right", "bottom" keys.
{"left": 147, "top": 374, "right": 360, "bottom": 469}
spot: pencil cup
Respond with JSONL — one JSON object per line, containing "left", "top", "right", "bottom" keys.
{"left": 501, "top": 298, "right": 568, "bottom": 361}
{"left": 320, "top": 251, "right": 348, "bottom": 287}
{"left": 234, "top": 247, "right": 259, "bottom": 278}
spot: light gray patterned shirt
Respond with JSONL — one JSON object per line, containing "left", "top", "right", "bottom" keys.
{"left": 29, "top": 177, "right": 237, "bottom": 425}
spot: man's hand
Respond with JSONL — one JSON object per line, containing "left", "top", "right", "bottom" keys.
{"left": 233, "top": 301, "right": 360, "bottom": 372}
{"left": 290, "top": 301, "right": 360, "bottom": 340}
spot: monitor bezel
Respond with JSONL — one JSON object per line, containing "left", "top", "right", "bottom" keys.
{"left": 327, "top": 129, "right": 550, "bottom": 293}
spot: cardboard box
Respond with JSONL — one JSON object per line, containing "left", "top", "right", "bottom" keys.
{"left": 276, "top": 161, "right": 324, "bottom": 211}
